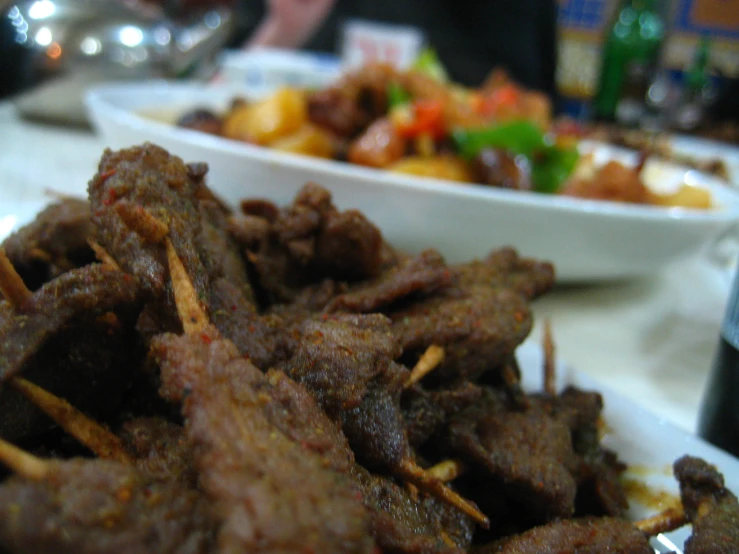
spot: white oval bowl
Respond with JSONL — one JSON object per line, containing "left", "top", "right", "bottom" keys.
{"left": 85, "top": 81, "right": 739, "bottom": 282}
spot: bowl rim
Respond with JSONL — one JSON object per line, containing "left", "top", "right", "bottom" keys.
{"left": 84, "top": 80, "right": 739, "bottom": 224}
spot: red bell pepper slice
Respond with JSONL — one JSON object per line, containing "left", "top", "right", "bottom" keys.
{"left": 394, "top": 99, "right": 445, "bottom": 139}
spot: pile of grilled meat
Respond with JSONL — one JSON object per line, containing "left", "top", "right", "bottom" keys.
{"left": 0, "top": 143, "right": 736, "bottom": 554}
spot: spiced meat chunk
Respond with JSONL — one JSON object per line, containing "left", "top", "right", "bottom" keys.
{"left": 2, "top": 198, "right": 94, "bottom": 289}
{"left": 119, "top": 417, "right": 194, "bottom": 484}
{"left": 88, "top": 143, "right": 255, "bottom": 323}
{"left": 325, "top": 249, "right": 453, "bottom": 314}
{"left": 0, "top": 264, "right": 141, "bottom": 384}
{"left": 279, "top": 314, "right": 413, "bottom": 472}
{"left": 281, "top": 314, "right": 402, "bottom": 414}
{"left": 447, "top": 389, "right": 579, "bottom": 523}
{"left": 402, "top": 382, "right": 483, "bottom": 448}
{"left": 352, "top": 464, "right": 473, "bottom": 554}
{"left": 307, "top": 63, "right": 397, "bottom": 139}
{"left": 197, "top": 199, "right": 255, "bottom": 308}
{"left": 0, "top": 265, "right": 143, "bottom": 441}
{"left": 474, "top": 517, "right": 652, "bottom": 554}
{"left": 390, "top": 285, "right": 532, "bottom": 384}
{"left": 152, "top": 326, "right": 374, "bottom": 554}
{"left": 244, "top": 183, "right": 385, "bottom": 304}
{"left": 88, "top": 144, "right": 210, "bottom": 298}
{"left": 547, "top": 388, "right": 628, "bottom": 517}
{"left": 0, "top": 459, "right": 215, "bottom": 554}
{"left": 207, "top": 277, "right": 295, "bottom": 370}
{"left": 452, "top": 248, "right": 555, "bottom": 301}
{"left": 674, "top": 455, "right": 739, "bottom": 553}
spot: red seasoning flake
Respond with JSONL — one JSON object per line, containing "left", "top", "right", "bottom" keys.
{"left": 99, "top": 168, "right": 117, "bottom": 182}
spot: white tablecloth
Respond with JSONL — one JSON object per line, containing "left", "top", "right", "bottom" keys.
{"left": 0, "top": 101, "right": 734, "bottom": 435}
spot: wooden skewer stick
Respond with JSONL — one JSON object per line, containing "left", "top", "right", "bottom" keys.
{"left": 0, "top": 234, "right": 141, "bottom": 469}
{"left": 405, "top": 482, "right": 420, "bottom": 502}
{"left": 114, "top": 202, "right": 169, "bottom": 243}
{"left": 427, "top": 459, "right": 466, "bottom": 483}
{"left": 398, "top": 459, "right": 489, "bottom": 529}
{"left": 500, "top": 362, "right": 520, "bottom": 388}
{"left": 501, "top": 360, "right": 529, "bottom": 408}
{"left": 633, "top": 506, "right": 688, "bottom": 536}
{"left": 87, "top": 239, "right": 122, "bottom": 271}
{"left": 0, "top": 437, "right": 49, "bottom": 480}
{"left": 10, "top": 378, "right": 133, "bottom": 464}
{"left": 439, "top": 531, "right": 457, "bottom": 548}
{"left": 0, "top": 248, "right": 32, "bottom": 307}
{"left": 0, "top": 254, "right": 131, "bottom": 463}
{"left": 405, "top": 345, "right": 445, "bottom": 388}
{"left": 165, "top": 237, "right": 208, "bottom": 335}
{"left": 542, "top": 318, "right": 556, "bottom": 396}
{"left": 27, "top": 247, "right": 52, "bottom": 263}
{"left": 43, "top": 188, "right": 80, "bottom": 201}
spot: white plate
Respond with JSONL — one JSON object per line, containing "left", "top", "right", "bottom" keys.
{"left": 669, "top": 134, "right": 739, "bottom": 189}
{"left": 517, "top": 340, "right": 739, "bottom": 552}
{"left": 84, "top": 81, "right": 739, "bottom": 283}
{"left": 3, "top": 199, "right": 739, "bottom": 552}
{"left": 216, "top": 48, "right": 341, "bottom": 96}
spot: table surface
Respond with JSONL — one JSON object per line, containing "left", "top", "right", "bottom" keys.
{"left": 1, "top": 101, "right": 736, "bottom": 436}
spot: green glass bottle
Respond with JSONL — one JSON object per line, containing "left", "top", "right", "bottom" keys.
{"left": 685, "top": 35, "right": 712, "bottom": 95}
{"left": 592, "top": 0, "right": 666, "bottom": 125}
{"left": 673, "top": 36, "right": 713, "bottom": 131}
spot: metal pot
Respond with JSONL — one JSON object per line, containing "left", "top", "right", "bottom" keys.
{"left": 5, "top": 0, "right": 233, "bottom": 125}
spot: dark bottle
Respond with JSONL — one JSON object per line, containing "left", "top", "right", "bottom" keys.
{"left": 698, "top": 268, "right": 739, "bottom": 458}
{"left": 672, "top": 35, "right": 714, "bottom": 132}
{"left": 592, "top": 0, "right": 665, "bottom": 125}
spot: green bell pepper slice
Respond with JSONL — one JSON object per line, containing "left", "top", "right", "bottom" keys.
{"left": 531, "top": 146, "right": 580, "bottom": 194}
{"left": 412, "top": 47, "right": 449, "bottom": 82}
{"left": 452, "top": 121, "right": 579, "bottom": 193}
{"left": 387, "top": 81, "right": 411, "bottom": 109}
{"left": 452, "top": 121, "right": 548, "bottom": 159}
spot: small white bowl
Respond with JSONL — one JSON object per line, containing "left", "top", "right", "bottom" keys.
{"left": 216, "top": 48, "right": 341, "bottom": 96}
{"left": 85, "top": 81, "right": 739, "bottom": 282}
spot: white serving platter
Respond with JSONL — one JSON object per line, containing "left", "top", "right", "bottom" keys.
{"left": 85, "top": 81, "right": 739, "bottom": 283}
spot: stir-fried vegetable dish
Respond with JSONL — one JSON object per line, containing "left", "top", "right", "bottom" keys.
{"left": 174, "top": 55, "right": 713, "bottom": 209}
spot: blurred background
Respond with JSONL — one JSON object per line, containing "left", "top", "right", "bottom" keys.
{"left": 0, "top": 0, "right": 737, "bottom": 139}
{"left": 555, "top": 0, "right": 738, "bottom": 140}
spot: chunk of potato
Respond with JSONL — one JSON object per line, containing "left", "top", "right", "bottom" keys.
{"left": 650, "top": 184, "right": 712, "bottom": 210}
{"left": 221, "top": 103, "right": 252, "bottom": 142}
{"left": 270, "top": 124, "right": 335, "bottom": 158}
{"left": 390, "top": 155, "right": 474, "bottom": 182}
{"left": 223, "top": 88, "right": 307, "bottom": 145}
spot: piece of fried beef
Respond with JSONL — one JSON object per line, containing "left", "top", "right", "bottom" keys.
{"left": 390, "top": 285, "right": 532, "bottom": 384}
{"left": 473, "top": 517, "right": 652, "bottom": 554}
{"left": 241, "top": 183, "right": 385, "bottom": 305}
{"left": 2, "top": 198, "right": 94, "bottom": 290}
{"left": 0, "top": 264, "right": 143, "bottom": 441}
{"left": 0, "top": 459, "right": 214, "bottom": 554}
{"left": 674, "top": 455, "right": 739, "bottom": 553}
{"left": 447, "top": 389, "right": 579, "bottom": 523}
{"left": 152, "top": 325, "right": 375, "bottom": 554}
{"left": 88, "top": 144, "right": 256, "bottom": 331}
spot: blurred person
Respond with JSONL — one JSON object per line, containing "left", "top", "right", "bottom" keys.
{"left": 245, "top": 0, "right": 336, "bottom": 50}
{"left": 241, "top": 0, "right": 558, "bottom": 98}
